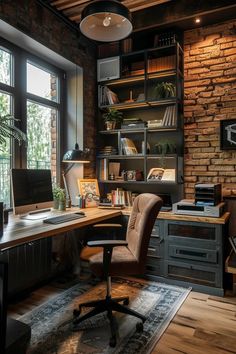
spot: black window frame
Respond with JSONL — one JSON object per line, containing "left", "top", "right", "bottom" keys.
{"left": 0, "top": 35, "right": 65, "bottom": 177}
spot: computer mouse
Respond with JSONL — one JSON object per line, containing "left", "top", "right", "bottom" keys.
{"left": 75, "top": 211, "right": 85, "bottom": 216}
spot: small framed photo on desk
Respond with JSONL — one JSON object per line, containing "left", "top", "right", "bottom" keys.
{"left": 77, "top": 179, "right": 100, "bottom": 207}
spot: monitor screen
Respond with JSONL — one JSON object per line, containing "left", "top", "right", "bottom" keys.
{"left": 11, "top": 169, "right": 53, "bottom": 215}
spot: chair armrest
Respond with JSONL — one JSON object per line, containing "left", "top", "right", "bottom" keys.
{"left": 92, "top": 224, "right": 122, "bottom": 228}
{"left": 87, "top": 240, "right": 128, "bottom": 248}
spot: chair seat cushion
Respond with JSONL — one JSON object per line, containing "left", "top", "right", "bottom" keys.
{"left": 80, "top": 246, "right": 103, "bottom": 261}
{"left": 88, "top": 246, "right": 139, "bottom": 277}
{"left": 6, "top": 317, "right": 31, "bottom": 354}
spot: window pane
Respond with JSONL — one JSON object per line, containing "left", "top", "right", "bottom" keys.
{"left": 0, "top": 92, "right": 12, "bottom": 207}
{"left": 0, "top": 48, "right": 12, "bottom": 86}
{"left": 27, "top": 62, "right": 58, "bottom": 102}
{"left": 27, "top": 100, "right": 57, "bottom": 179}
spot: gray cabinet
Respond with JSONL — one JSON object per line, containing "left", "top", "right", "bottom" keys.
{"left": 146, "top": 220, "right": 165, "bottom": 277}
{"left": 145, "top": 217, "right": 226, "bottom": 296}
{"left": 0, "top": 238, "right": 52, "bottom": 296}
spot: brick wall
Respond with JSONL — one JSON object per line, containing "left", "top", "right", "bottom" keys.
{"left": 184, "top": 19, "right": 236, "bottom": 199}
{"left": 0, "top": 0, "right": 97, "bottom": 178}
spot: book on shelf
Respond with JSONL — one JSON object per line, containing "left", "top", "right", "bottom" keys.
{"left": 121, "top": 138, "right": 138, "bottom": 155}
{"left": 99, "top": 158, "right": 108, "bottom": 181}
{"left": 108, "top": 162, "right": 120, "bottom": 178}
{"left": 98, "top": 86, "right": 119, "bottom": 106}
{"left": 162, "top": 105, "right": 176, "bottom": 127}
{"left": 148, "top": 55, "right": 175, "bottom": 73}
{"left": 147, "top": 168, "right": 176, "bottom": 182}
{"left": 161, "top": 169, "right": 176, "bottom": 181}
{"left": 121, "top": 38, "right": 133, "bottom": 53}
{"left": 107, "top": 87, "right": 119, "bottom": 105}
{"left": 110, "top": 188, "right": 138, "bottom": 207}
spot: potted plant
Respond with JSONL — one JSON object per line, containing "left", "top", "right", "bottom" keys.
{"left": 0, "top": 114, "right": 27, "bottom": 237}
{"left": 53, "top": 185, "right": 66, "bottom": 210}
{"left": 102, "top": 108, "right": 123, "bottom": 130}
{"left": 0, "top": 114, "right": 27, "bottom": 148}
{"left": 153, "top": 82, "right": 176, "bottom": 100}
{"left": 154, "top": 139, "right": 177, "bottom": 168}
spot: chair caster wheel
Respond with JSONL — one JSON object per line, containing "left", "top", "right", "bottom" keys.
{"left": 73, "top": 309, "right": 81, "bottom": 317}
{"left": 123, "top": 298, "right": 129, "bottom": 305}
{"left": 136, "top": 322, "right": 143, "bottom": 332}
{"left": 109, "top": 336, "right": 116, "bottom": 347}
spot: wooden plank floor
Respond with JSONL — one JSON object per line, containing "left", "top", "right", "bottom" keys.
{"left": 8, "top": 278, "right": 236, "bottom": 354}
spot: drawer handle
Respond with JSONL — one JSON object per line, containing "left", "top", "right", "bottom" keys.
{"left": 176, "top": 249, "right": 206, "bottom": 258}
{"left": 148, "top": 247, "right": 156, "bottom": 252}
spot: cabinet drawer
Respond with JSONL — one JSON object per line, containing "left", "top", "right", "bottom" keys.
{"left": 151, "top": 223, "right": 160, "bottom": 237}
{"left": 165, "top": 260, "right": 221, "bottom": 287}
{"left": 166, "top": 222, "right": 218, "bottom": 242}
{"left": 169, "top": 245, "right": 218, "bottom": 264}
{"left": 146, "top": 256, "right": 163, "bottom": 276}
{"left": 148, "top": 230, "right": 164, "bottom": 256}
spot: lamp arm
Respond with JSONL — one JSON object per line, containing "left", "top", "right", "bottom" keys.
{"left": 62, "top": 171, "right": 71, "bottom": 207}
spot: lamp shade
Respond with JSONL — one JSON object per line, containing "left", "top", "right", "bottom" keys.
{"left": 80, "top": 0, "right": 132, "bottom": 42}
{"left": 62, "top": 143, "right": 90, "bottom": 163}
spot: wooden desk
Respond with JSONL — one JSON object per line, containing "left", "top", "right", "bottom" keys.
{"left": 1, "top": 207, "right": 230, "bottom": 296}
{"left": 1, "top": 208, "right": 121, "bottom": 251}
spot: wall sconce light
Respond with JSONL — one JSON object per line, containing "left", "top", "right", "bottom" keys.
{"left": 80, "top": 0, "right": 133, "bottom": 42}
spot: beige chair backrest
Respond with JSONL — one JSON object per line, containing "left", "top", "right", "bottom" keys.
{"left": 126, "top": 193, "right": 163, "bottom": 273}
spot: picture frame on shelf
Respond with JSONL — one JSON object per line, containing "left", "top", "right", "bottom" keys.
{"left": 77, "top": 179, "right": 100, "bottom": 207}
{"left": 220, "top": 119, "right": 236, "bottom": 150}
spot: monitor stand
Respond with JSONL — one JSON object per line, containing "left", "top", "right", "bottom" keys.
{"left": 20, "top": 208, "right": 51, "bottom": 220}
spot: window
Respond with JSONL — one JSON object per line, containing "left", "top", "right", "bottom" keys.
{"left": 0, "top": 47, "right": 13, "bottom": 207}
{"left": 0, "top": 38, "right": 65, "bottom": 207}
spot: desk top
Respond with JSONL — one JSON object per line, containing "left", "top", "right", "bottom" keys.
{"left": 1, "top": 208, "right": 121, "bottom": 251}
{"left": 1, "top": 207, "right": 230, "bottom": 251}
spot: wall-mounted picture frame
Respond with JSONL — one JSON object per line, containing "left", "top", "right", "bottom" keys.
{"left": 220, "top": 119, "right": 236, "bottom": 150}
{"left": 77, "top": 179, "right": 100, "bottom": 207}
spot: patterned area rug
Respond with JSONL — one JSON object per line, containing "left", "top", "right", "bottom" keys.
{"left": 20, "top": 277, "right": 190, "bottom": 354}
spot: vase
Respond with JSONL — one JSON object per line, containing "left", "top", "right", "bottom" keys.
{"left": 53, "top": 199, "right": 59, "bottom": 209}
{"left": 59, "top": 200, "right": 66, "bottom": 211}
{"left": 105, "top": 121, "right": 116, "bottom": 130}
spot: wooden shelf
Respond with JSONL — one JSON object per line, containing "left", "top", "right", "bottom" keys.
{"left": 99, "top": 98, "right": 178, "bottom": 111}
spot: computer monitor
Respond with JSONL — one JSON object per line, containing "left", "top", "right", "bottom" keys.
{"left": 11, "top": 168, "right": 53, "bottom": 216}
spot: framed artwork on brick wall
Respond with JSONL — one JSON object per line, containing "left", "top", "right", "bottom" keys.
{"left": 220, "top": 119, "right": 236, "bottom": 150}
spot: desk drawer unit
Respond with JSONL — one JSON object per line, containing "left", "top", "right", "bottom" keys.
{"left": 164, "top": 220, "right": 224, "bottom": 289}
{"left": 146, "top": 220, "right": 164, "bottom": 276}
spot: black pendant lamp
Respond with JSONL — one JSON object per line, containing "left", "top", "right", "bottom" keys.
{"left": 62, "top": 65, "right": 90, "bottom": 164}
{"left": 80, "top": 0, "right": 132, "bottom": 42}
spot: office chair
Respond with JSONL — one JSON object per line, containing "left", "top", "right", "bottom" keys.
{"left": 73, "top": 193, "right": 163, "bottom": 347}
{"left": 0, "top": 262, "right": 31, "bottom": 354}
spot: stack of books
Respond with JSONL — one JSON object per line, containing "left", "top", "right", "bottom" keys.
{"left": 99, "top": 146, "right": 117, "bottom": 155}
{"left": 121, "top": 118, "right": 146, "bottom": 129}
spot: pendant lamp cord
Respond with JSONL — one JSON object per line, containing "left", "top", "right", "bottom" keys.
{"left": 75, "top": 64, "right": 78, "bottom": 150}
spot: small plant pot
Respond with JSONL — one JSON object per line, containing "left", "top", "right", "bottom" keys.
{"left": 58, "top": 200, "right": 66, "bottom": 211}
{"left": 53, "top": 199, "right": 59, "bottom": 210}
{"left": 105, "top": 121, "right": 116, "bottom": 130}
